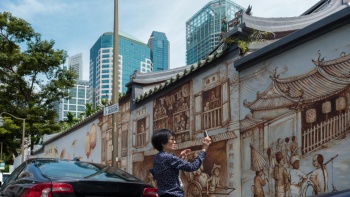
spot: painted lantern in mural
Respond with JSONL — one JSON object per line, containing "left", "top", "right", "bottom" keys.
{"left": 85, "top": 132, "right": 91, "bottom": 158}
{"left": 306, "top": 109, "right": 316, "bottom": 123}
{"left": 90, "top": 124, "right": 97, "bottom": 149}
{"left": 60, "top": 149, "right": 66, "bottom": 159}
{"left": 336, "top": 97, "right": 346, "bottom": 111}
{"left": 322, "top": 101, "right": 331, "bottom": 114}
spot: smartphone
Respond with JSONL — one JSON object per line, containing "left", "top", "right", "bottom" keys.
{"left": 203, "top": 130, "right": 208, "bottom": 137}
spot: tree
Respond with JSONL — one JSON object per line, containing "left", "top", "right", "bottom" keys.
{"left": 0, "top": 12, "right": 76, "bottom": 159}
{"left": 65, "top": 112, "right": 78, "bottom": 126}
{"left": 85, "top": 103, "right": 94, "bottom": 117}
{"left": 223, "top": 29, "right": 275, "bottom": 55}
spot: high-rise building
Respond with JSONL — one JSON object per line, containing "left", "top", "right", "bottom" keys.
{"left": 56, "top": 80, "right": 90, "bottom": 121}
{"left": 90, "top": 32, "right": 152, "bottom": 108}
{"left": 68, "top": 53, "right": 83, "bottom": 80}
{"left": 186, "top": 0, "right": 244, "bottom": 65}
{"left": 147, "top": 31, "right": 170, "bottom": 71}
{"left": 54, "top": 63, "right": 90, "bottom": 122}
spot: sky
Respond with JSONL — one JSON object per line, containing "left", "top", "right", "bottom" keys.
{"left": 0, "top": 0, "right": 321, "bottom": 81}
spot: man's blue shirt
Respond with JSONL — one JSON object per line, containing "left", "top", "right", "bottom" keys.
{"left": 150, "top": 151, "right": 206, "bottom": 196}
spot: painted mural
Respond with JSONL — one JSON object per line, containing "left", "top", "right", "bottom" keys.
{"left": 153, "top": 82, "right": 191, "bottom": 143}
{"left": 240, "top": 51, "right": 350, "bottom": 197}
{"left": 43, "top": 120, "right": 102, "bottom": 162}
{"left": 98, "top": 100, "right": 130, "bottom": 168}
{"left": 130, "top": 63, "right": 238, "bottom": 197}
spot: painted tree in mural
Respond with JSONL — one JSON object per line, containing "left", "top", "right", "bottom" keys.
{"left": 0, "top": 12, "right": 76, "bottom": 159}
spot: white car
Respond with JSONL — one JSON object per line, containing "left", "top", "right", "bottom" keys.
{"left": 0, "top": 172, "right": 11, "bottom": 186}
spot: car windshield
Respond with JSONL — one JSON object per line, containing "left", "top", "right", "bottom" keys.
{"left": 35, "top": 160, "right": 140, "bottom": 182}
{"left": 2, "top": 174, "right": 10, "bottom": 182}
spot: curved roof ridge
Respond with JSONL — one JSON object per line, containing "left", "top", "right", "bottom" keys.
{"left": 243, "top": 83, "right": 294, "bottom": 110}
{"left": 241, "top": 0, "right": 347, "bottom": 32}
{"left": 133, "top": 49, "right": 227, "bottom": 103}
{"left": 128, "top": 65, "right": 192, "bottom": 85}
{"left": 317, "top": 52, "right": 350, "bottom": 66}
{"left": 273, "top": 67, "right": 318, "bottom": 83}
{"left": 240, "top": 114, "right": 265, "bottom": 132}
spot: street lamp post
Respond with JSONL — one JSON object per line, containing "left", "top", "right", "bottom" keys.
{"left": 0, "top": 142, "right": 2, "bottom": 161}
{"left": 0, "top": 112, "right": 26, "bottom": 163}
{"left": 112, "top": 0, "right": 119, "bottom": 167}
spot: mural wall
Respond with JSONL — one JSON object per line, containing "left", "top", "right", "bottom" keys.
{"left": 239, "top": 24, "right": 350, "bottom": 197}
{"left": 130, "top": 61, "right": 240, "bottom": 197}
{"left": 39, "top": 119, "right": 102, "bottom": 162}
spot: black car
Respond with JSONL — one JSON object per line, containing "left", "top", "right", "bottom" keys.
{"left": 0, "top": 158, "right": 157, "bottom": 197}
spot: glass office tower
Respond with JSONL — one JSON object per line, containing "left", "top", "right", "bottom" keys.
{"left": 68, "top": 53, "right": 83, "bottom": 80}
{"left": 186, "top": 0, "right": 244, "bottom": 65}
{"left": 55, "top": 79, "right": 90, "bottom": 122}
{"left": 55, "top": 58, "right": 89, "bottom": 122}
{"left": 90, "top": 32, "right": 152, "bottom": 108}
{"left": 148, "top": 31, "right": 170, "bottom": 71}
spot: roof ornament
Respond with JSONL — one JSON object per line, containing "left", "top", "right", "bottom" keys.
{"left": 270, "top": 67, "right": 280, "bottom": 80}
{"left": 256, "top": 91, "right": 262, "bottom": 99}
{"left": 130, "top": 70, "right": 138, "bottom": 79}
{"left": 245, "top": 5, "right": 252, "bottom": 15}
{"left": 312, "top": 50, "right": 325, "bottom": 66}
{"left": 243, "top": 99, "right": 251, "bottom": 107}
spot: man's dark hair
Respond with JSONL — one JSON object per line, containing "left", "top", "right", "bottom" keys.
{"left": 151, "top": 129, "right": 174, "bottom": 152}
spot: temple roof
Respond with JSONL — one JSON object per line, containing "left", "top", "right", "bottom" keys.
{"left": 234, "top": 2, "right": 350, "bottom": 71}
{"left": 240, "top": 0, "right": 347, "bottom": 34}
{"left": 240, "top": 114, "right": 265, "bottom": 132}
{"left": 243, "top": 83, "right": 294, "bottom": 111}
{"left": 313, "top": 51, "right": 350, "bottom": 82}
{"left": 245, "top": 52, "right": 350, "bottom": 111}
{"left": 132, "top": 45, "right": 227, "bottom": 103}
{"left": 126, "top": 65, "right": 192, "bottom": 86}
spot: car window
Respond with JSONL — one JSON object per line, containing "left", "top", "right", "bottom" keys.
{"left": 2, "top": 163, "right": 26, "bottom": 186}
{"left": 36, "top": 160, "right": 141, "bottom": 182}
{"left": 2, "top": 174, "right": 10, "bottom": 182}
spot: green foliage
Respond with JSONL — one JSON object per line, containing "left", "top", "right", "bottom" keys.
{"left": 85, "top": 103, "right": 94, "bottom": 117}
{"left": 66, "top": 112, "right": 79, "bottom": 126}
{"left": 223, "top": 29, "right": 275, "bottom": 55}
{"left": 0, "top": 12, "right": 76, "bottom": 161}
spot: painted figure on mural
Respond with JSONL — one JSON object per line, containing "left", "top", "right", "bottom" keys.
{"left": 207, "top": 164, "right": 226, "bottom": 196}
{"left": 140, "top": 123, "right": 145, "bottom": 134}
{"left": 147, "top": 172, "right": 157, "bottom": 188}
{"left": 285, "top": 137, "right": 291, "bottom": 167}
{"left": 288, "top": 156, "right": 307, "bottom": 197}
{"left": 290, "top": 136, "right": 298, "bottom": 156}
{"left": 160, "top": 103, "right": 167, "bottom": 117}
{"left": 187, "top": 153, "right": 209, "bottom": 188}
{"left": 252, "top": 170, "right": 267, "bottom": 197}
{"left": 179, "top": 116, "right": 186, "bottom": 131}
{"left": 210, "top": 90, "right": 217, "bottom": 101}
{"left": 310, "top": 154, "right": 328, "bottom": 195}
{"left": 273, "top": 151, "right": 289, "bottom": 197}
{"left": 204, "top": 102, "right": 210, "bottom": 112}
{"left": 276, "top": 138, "right": 283, "bottom": 154}
{"left": 267, "top": 148, "right": 276, "bottom": 195}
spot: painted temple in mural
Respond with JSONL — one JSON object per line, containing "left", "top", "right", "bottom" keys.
{"left": 240, "top": 51, "right": 350, "bottom": 197}
{"left": 31, "top": 1, "right": 350, "bottom": 197}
